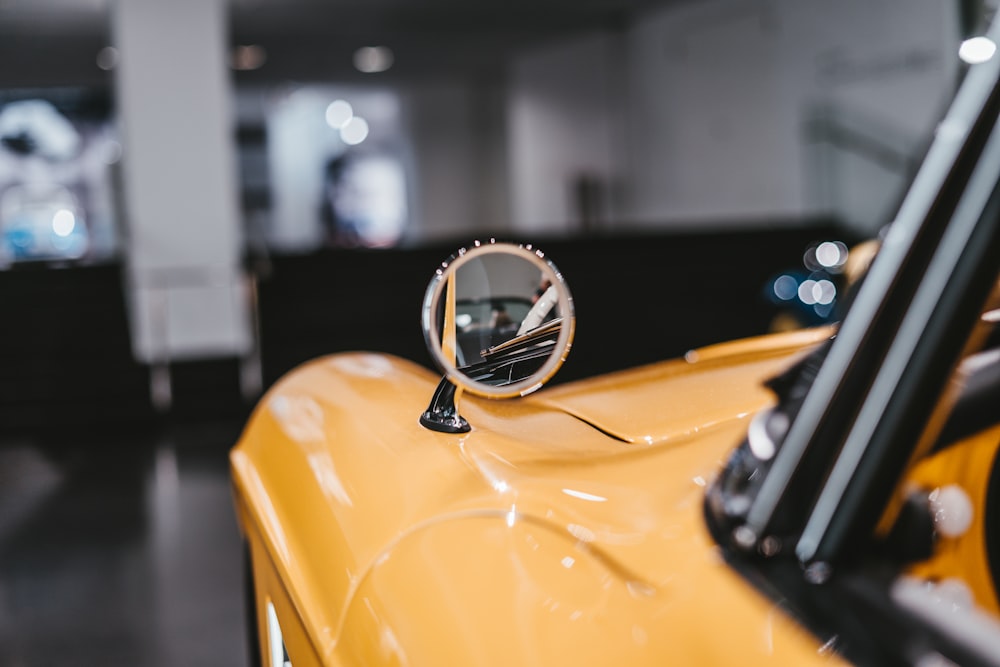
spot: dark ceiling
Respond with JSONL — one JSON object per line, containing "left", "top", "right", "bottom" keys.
{"left": 0, "top": 0, "right": 681, "bottom": 88}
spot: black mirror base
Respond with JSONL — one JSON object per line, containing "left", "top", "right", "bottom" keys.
{"left": 420, "top": 411, "right": 471, "bottom": 433}
{"left": 419, "top": 376, "right": 471, "bottom": 433}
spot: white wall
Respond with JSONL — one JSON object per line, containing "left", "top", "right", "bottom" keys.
{"left": 626, "top": 0, "right": 959, "bottom": 231}
{"left": 114, "top": 0, "right": 250, "bottom": 362}
{"left": 780, "top": 0, "right": 960, "bottom": 232}
{"left": 624, "top": 2, "right": 794, "bottom": 224}
{"left": 508, "top": 0, "right": 960, "bottom": 234}
{"left": 402, "top": 81, "right": 511, "bottom": 243}
{"left": 507, "top": 33, "right": 624, "bottom": 232}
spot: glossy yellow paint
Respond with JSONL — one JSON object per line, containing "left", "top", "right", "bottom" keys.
{"left": 905, "top": 423, "right": 1000, "bottom": 614}
{"left": 231, "top": 327, "right": 847, "bottom": 666}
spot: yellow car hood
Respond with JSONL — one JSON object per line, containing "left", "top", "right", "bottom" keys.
{"left": 231, "top": 327, "right": 840, "bottom": 666}
{"left": 536, "top": 327, "right": 830, "bottom": 444}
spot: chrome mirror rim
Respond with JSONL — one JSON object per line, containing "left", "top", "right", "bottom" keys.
{"left": 421, "top": 239, "right": 575, "bottom": 399}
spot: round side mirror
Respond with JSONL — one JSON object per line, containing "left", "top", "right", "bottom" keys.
{"left": 422, "top": 241, "right": 575, "bottom": 399}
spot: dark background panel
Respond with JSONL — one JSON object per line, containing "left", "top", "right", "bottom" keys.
{"left": 256, "top": 224, "right": 846, "bottom": 386}
{"left": 0, "top": 223, "right": 847, "bottom": 438}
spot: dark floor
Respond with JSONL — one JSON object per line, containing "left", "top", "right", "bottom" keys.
{"left": 0, "top": 423, "right": 248, "bottom": 667}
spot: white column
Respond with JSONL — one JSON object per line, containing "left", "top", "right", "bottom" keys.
{"left": 112, "top": 0, "right": 250, "bottom": 363}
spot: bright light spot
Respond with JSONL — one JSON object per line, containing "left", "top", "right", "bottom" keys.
{"left": 51, "top": 209, "right": 76, "bottom": 237}
{"left": 327, "top": 155, "right": 407, "bottom": 246}
{"left": 747, "top": 410, "right": 776, "bottom": 461}
{"left": 959, "top": 36, "right": 997, "bottom": 64}
{"left": 96, "top": 46, "right": 118, "bottom": 71}
{"left": 354, "top": 46, "right": 394, "bottom": 73}
{"left": 815, "top": 241, "right": 846, "bottom": 268}
{"left": 340, "top": 116, "right": 369, "bottom": 145}
{"left": 692, "top": 476, "right": 706, "bottom": 487}
{"left": 493, "top": 479, "right": 510, "bottom": 494}
{"left": 772, "top": 274, "right": 798, "bottom": 301}
{"left": 456, "top": 313, "right": 472, "bottom": 328}
{"left": 561, "top": 556, "right": 575, "bottom": 569}
{"left": 266, "top": 602, "right": 285, "bottom": 667}
{"left": 934, "top": 119, "right": 964, "bottom": 141}
{"left": 230, "top": 44, "right": 267, "bottom": 71}
{"left": 813, "top": 279, "right": 836, "bottom": 305}
{"left": 934, "top": 578, "right": 975, "bottom": 612}
{"left": 562, "top": 488, "right": 607, "bottom": 502}
{"left": 798, "top": 279, "right": 818, "bottom": 305}
{"left": 325, "top": 99, "right": 353, "bottom": 129}
{"left": 627, "top": 581, "right": 656, "bottom": 598}
{"left": 506, "top": 508, "right": 516, "bottom": 527}
{"left": 929, "top": 485, "right": 974, "bottom": 538}
{"left": 567, "top": 523, "right": 596, "bottom": 542}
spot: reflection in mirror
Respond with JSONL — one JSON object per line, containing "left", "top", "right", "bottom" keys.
{"left": 423, "top": 241, "right": 574, "bottom": 400}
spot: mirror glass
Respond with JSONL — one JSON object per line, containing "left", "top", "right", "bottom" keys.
{"left": 422, "top": 241, "right": 575, "bottom": 399}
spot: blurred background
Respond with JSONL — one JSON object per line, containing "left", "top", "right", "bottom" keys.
{"left": 0, "top": 0, "right": 990, "bottom": 664}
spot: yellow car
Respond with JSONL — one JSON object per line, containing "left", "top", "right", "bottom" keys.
{"left": 231, "top": 28, "right": 1000, "bottom": 667}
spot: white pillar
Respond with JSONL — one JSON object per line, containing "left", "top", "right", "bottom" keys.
{"left": 112, "top": 0, "right": 250, "bottom": 363}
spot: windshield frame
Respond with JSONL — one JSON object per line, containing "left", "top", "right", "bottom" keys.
{"left": 705, "top": 15, "right": 1000, "bottom": 666}
{"left": 726, "top": 16, "right": 1000, "bottom": 562}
